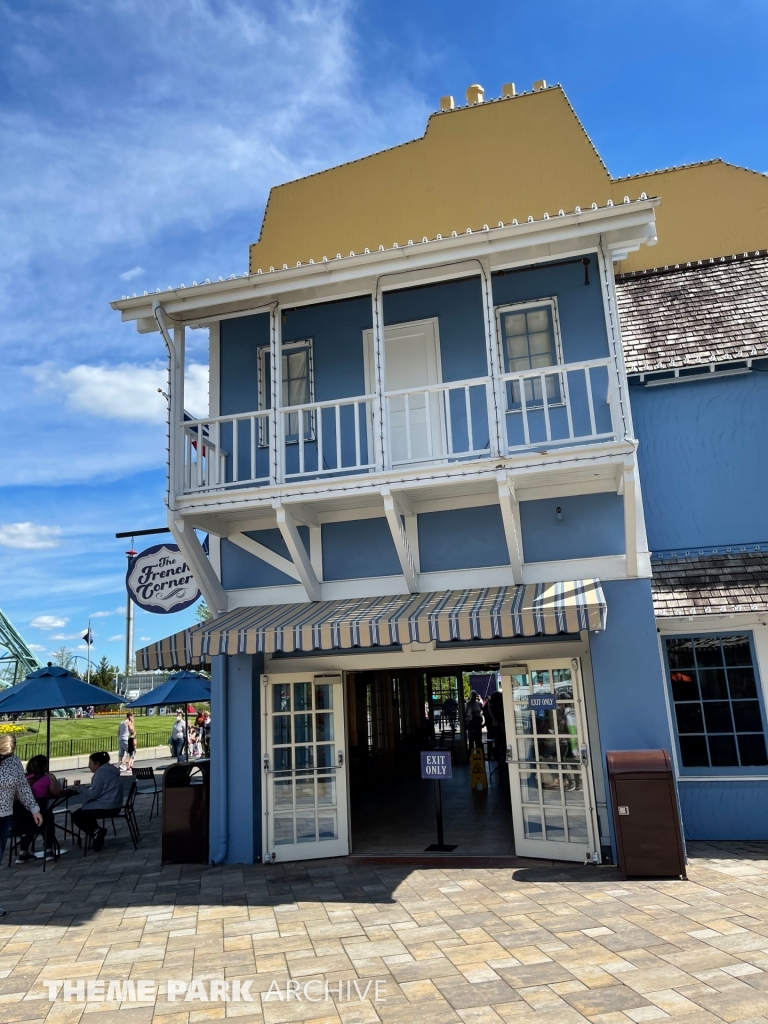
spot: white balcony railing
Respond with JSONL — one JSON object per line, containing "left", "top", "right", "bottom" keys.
{"left": 501, "top": 357, "right": 618, "bottom": 452}
{"left": 178, "top": 357, "right": 622, "bottom": 497}
{"left": 281, "top": 395, "right": 375, "bottom": 480}
{"left": 384, "top": 377, "right": 493, "bottom": 468}
{"left": 182, "top": 410, "right": 271, "bottom": 493}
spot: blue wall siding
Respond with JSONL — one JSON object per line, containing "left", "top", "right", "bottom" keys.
{"left": 491, "top": 256, "right": 609, "bottom": 363}
{"left": 383, "top": 277, "right": 488, "bottom": 382}
{"left": 322, "top": 518, "right": 401, "bottom": 580}
{"left": 520, "top": 493, "right": 626, "bottom": 563}
{"left": 589, "top": 578, "right": 672, "bottom": 854}
{"left": 220, "top": 312, "right": 270, "bottom": 414}
{"left": 418, "top": 505, "right": 509, "bottom": 572}
{"left": 630, "top": 369, "right": 768, "bottom": 550}
{"left": 221, "top": 528, "right": 308, "bottom": 589}
{"left": 281, "top": 296, "right": 372, "bottom": 400}
{"left": 678, "top": 781, "right": 768, "bottom": 840}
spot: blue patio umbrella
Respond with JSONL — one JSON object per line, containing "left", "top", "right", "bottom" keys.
{"left": 125, "top": 672, "right": 210, "bottom": 761}
{"left": 0, "top": 663, "right": 123, "bottom": 761}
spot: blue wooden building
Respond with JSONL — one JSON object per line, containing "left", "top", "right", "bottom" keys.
{"left": 113, "top": 83, "right": 768, "bottom": 863}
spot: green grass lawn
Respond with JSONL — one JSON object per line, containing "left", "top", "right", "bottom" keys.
{"left": 11, "top": 709, "right": 207, "bottom": 743}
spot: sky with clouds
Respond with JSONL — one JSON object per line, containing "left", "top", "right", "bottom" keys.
{"left": 1, "top": 0, "right": 766, "bottom": 674}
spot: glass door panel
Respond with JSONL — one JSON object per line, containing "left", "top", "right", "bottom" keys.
{"left": 264, "top": 673, "right": 348, "bottom": 861}
{"left": 501, "top": 660, "right": 599, "bottom": 862}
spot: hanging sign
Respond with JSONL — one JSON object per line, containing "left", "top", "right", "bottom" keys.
{"left": 420, "top": 751, "right": 453, "bottom": 779}
{"left": 126, "top": 544, "right": 200, "bottom": 614}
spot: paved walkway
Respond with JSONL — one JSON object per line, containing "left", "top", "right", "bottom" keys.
{"left": 4, "top": 806, "right": 768, "bottom": 1024}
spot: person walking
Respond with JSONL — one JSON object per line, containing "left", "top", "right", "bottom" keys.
{"left": 170, "top": 711, "right": 186, "bottom": 762}
{"left": 71, "top": 752, "right": 123, "bottom": 852}
{"left": 117, "top": 712, "right": 133, "bottom": 771}
{"left": 125, "top": 714, "right": 137, "bottom": 773}
{"left": 465, "top": 690, "right": 484, "bottom": 751}
{"left": 0, "top": 735, "right": 43, "bottom": 915}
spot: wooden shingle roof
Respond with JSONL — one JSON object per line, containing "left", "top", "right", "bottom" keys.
{"left": 652, "top": 551, "right": 768, "bottom": 617}
{"left": 615, "top": 251, "right": 768, "bottom": 374}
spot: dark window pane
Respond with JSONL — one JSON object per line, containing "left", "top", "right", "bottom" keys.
{"left": 675, "top": 702, "right": 704, "bottom": 734}
{"left": 698, "top": 669, "right": 728, "bottom": 700}
{"left": 724, "top": 636, "right": 752, "bottom": 666}
{"left": 728, "top": 667, "right": 757, "bottom": 699}
{"left": 738, "top": 734, "right": 768, "bottom": 766}
{"left": 666, "top": 638, "right": 694, "bottom": 669}
{"left": 671, "top": 672, "right": 698, "bottom": 701}
{"left": 731, "top": 700, "right": 763, "bottom": 732}
{"left": 703, "top": 701, "right": 734, "bottom": 733}
{"left": 708, "top": 734, "right": 738, "bottom": 766}
{"left": 694, "top": 637, "right": 724, "bottom": 668}
{"left": 679, "top": 735, "right": 709, "bottom": 767}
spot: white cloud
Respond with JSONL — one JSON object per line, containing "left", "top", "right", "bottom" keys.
{"left": 50, "top": 633, "right": 86, "bottom": 641}
{"left": 30, "top": 615, "right": 67, "bottom": 629}
{"left": 120, "top": 266, "right": 144, "bottom": 281}
{"left": 139, "top": 636, "right": 151, "bottom": 641}
{"left": 107, "top": 634, "right": 124, "bottom": 643}
{"left": 92, "top": 607, "right": 125, "bottom": 618}
{"left": 28, "top": 643, "right": 46, "bottom": 652}
{"left": 27, "top": 361, "right": 208, "bottom": 424}
{"left": 0, "top": 522, "right": 62, "bottom": 549}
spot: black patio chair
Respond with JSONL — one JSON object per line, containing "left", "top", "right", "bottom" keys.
{"left": 132, "top": 766, "right": 160, "bottom": 821}
{"left": 79, "top": 781, "right": 140, "bottom": 856}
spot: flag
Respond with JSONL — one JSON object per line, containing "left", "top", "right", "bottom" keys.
{"left": 83, "top": 628, "right": 93, "bottom": 646}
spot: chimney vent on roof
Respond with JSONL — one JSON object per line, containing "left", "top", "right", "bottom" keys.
{"left": 533, "top": 79, "right": 547, "bottom": 91}
{"left": 465, "top": 84, "right": 484, "bottom": 105}
{"left": 440, "top": 95, "right": 454, "bottom": 111}
{"left": 502, "top": 82, "right": 516, "bottom": 98}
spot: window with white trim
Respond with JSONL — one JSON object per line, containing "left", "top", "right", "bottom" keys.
{"left": 664, "top": 634, "right": 768, "bottom": 771}
{"left": 258, "top": 339, "right": 314, "bottom": 443}
{"left": 496, "top": 299, "right": 562, "bottom": 407}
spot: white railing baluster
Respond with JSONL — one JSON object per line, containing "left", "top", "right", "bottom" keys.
{"left": 541, "top": 374, "right": 552, "bottom": 442}
{"left": 335, "top": 404, "right": 342, "bottom": 470}
{"left": 354, "top": 401, "right": 361, "bottom": 468}
{"left": 561, "top": 368, "right": 575, "bottom": 440}
{"left": 316, "top": 406, "right": 323, "bottom": 472}
{"left": 298, "top": 409, "right": 305, "bottom": 476}
{"left": 232, "top": 417, "right": 239, "bottom": 482}
{"left": 425, "top": 390, "right": 433, "bottom": 458}
{"left": 465, "top": 386, "right": 474, "bottom": 453}
{"left": 584, "top": 366, "right": 597, "bottom": 437}
{"left": 250, "top": 416, "right": 256, "bottom": 482}
{"left": 445, "top": 388, "right": 455, "bottom": 455}
{"left": 520, "top": 383, "right": 531, "bottom": 447}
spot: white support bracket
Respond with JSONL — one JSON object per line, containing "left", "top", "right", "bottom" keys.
{"left": 496, "top": 471, "right": 523, "bottom": 583}
{"left": 227, "top": 532, "right": 301, "bottom": 582}
{"left": 273, "top": 501, "right": 321, "bottom": 601}
{"left": 622, "top": 459, "right": 639, "bottom": 577}
{"left": 382, "top": 487, "right": 419, "bottom": 593}
{"left": 168, "top": 512, "right": 228, "bottom": 615}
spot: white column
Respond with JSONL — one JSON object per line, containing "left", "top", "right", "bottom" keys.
{"left": 622, "top": 459, "right": 639, "bottom": 577}
{"left": 478, "top": 258, "right": 505, "bottom": 458}
{"left": 270, "top": 305, "right": 282, "bottom": 484}
{"left": 370, "top": 286, "right": 387, "bottom": 471}
{"left": 497, "top": 471, "right": 523, "bottom": 583}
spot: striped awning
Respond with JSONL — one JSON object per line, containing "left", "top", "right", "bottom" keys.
{"left": 137, "top": 580, "right": 606, "bottom": 670}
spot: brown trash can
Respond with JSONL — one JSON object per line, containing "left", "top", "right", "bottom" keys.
{"left": 606, "top": 750, "right": 686, "bottom": 880}
{"left": 162, "top": 760, "right": 210, "bottom": 864}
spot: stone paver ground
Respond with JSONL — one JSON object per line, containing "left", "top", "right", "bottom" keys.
{"left": 3, "top": 801, "right": 768, "bottom": 1024}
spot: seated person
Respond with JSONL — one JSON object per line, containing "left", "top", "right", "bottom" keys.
{"left": 14, "top": 754, "right": 62, "bottom": 862}
{"left": 71, "top": 752, "right": 123, "bottom": 851}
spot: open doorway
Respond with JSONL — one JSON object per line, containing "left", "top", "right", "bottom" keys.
{"left": 345, "top": 665, "right": 515, "bottom": 856}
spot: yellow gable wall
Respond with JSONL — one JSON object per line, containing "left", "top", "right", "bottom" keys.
{"left": 249, "top": 86, "right": 768, "bottom": 275}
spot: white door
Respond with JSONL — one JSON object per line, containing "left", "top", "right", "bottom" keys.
{"left": 500, "top": 659, "right": 600, "bottom": 862}
{"left": 364, "top": 319, "right": 445, "bottom": 465}
{"left": 262, "top": 673, "right": 349, "bottom": 862}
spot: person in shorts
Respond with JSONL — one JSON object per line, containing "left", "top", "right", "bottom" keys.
{"left": 117, "top": 713, "right": 134, "bottom": 771}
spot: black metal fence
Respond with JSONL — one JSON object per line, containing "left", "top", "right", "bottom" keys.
{"left": 15, "top": 730, "right": 170, "bottom": 762}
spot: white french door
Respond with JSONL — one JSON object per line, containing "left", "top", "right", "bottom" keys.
{"left": 500, "top": 659, "right": 600, "bottom": 862}
{"left": 262, "top": 673, "right": 349, "bottom": 862}
{"left": 364, "top": 319, "right": 446, "bottom": 465}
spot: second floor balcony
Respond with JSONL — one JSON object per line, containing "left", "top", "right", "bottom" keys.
{"left": 180, "top": 353, "right": 621, "bottom": 497}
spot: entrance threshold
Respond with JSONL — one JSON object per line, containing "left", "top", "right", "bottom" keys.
{"left": 344, "top": 853, "right": 576, "bottom": 868}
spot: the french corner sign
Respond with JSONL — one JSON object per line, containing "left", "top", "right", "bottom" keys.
{"left": 126, "top": 544, "right": 201, "bottom": 614}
